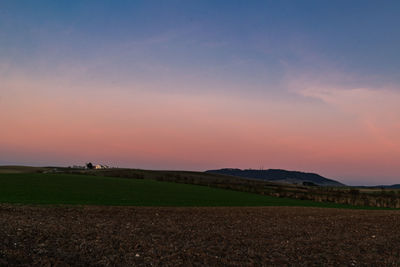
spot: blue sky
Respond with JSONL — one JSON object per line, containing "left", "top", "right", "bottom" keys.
{"left": 2, "top": 0, "right": 399, "bottom": 86}
{"left": 1, "top": 1, "right": 400, "bottom": 185}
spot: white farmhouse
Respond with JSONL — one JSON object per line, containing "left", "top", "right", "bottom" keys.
{"left": 95, "top": 164, "right": 109, "bottom": 169}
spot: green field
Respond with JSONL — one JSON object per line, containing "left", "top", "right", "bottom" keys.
{"left": 0, "top": 173, "right": 379, "bottom": 208}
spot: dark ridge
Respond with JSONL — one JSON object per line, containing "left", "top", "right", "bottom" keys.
{"left": 206, "top": 168, "right": 345, "bottom": 186}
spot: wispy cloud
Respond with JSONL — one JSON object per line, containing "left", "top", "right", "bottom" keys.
{"left": 289, "top": 72, "right": 400, "bottom": 154}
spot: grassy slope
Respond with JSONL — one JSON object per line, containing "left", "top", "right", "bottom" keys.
{"left": 0, "top": 166, "right": 48, "bottom": 174}
{"left": 0, "top": 173, "right": 382, "bottom": 209}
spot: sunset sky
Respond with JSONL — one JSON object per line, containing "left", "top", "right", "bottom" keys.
{"left": 1, "top": 1, "right": 400, "bottom": 185}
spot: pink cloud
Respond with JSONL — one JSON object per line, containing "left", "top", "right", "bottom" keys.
{"left": 2, "top": 71, "right": 400, "bottom": 184}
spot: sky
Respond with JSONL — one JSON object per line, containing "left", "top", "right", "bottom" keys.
{"left": 1, "top": 1, "right": 400, "bottom": 185}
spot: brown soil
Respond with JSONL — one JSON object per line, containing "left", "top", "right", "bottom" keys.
{"left": 1, "top": 205, "right": 400, "bottom": 266}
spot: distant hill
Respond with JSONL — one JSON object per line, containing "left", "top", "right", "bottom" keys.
{"left": 359, "top": 184, "right": 400, "bottom": 189}
{"left": 383, "top": 184, "right": 400, "bottom": 189}
{"left": 206, "top": 168, "right": 345, "bottom": 187}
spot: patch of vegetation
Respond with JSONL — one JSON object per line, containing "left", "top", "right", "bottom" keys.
{"left": 63, "top": 168, "right": 400, "bottom": 209}
{"left": 0, "top": 173, "right": 383, "bottom": 208}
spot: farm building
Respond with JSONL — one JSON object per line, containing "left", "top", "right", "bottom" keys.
{"left": 95, "top": 164, "right": 109, "bottom": 170}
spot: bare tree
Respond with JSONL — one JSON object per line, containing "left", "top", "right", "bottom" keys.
{"left": 86, "top": 162, "right": 93, "bottom": 169}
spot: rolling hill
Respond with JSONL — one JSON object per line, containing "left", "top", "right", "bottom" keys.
{"left": 206, "top": 168, "right": 345, "bottom": 186}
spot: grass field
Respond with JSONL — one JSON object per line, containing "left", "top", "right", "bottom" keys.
{"left": 0, "top": 173, "right": 383, "bottom": 208}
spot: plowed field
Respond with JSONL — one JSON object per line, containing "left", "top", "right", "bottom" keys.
{"left": 1, "top": 205, "right": 399, "bottom": 266}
